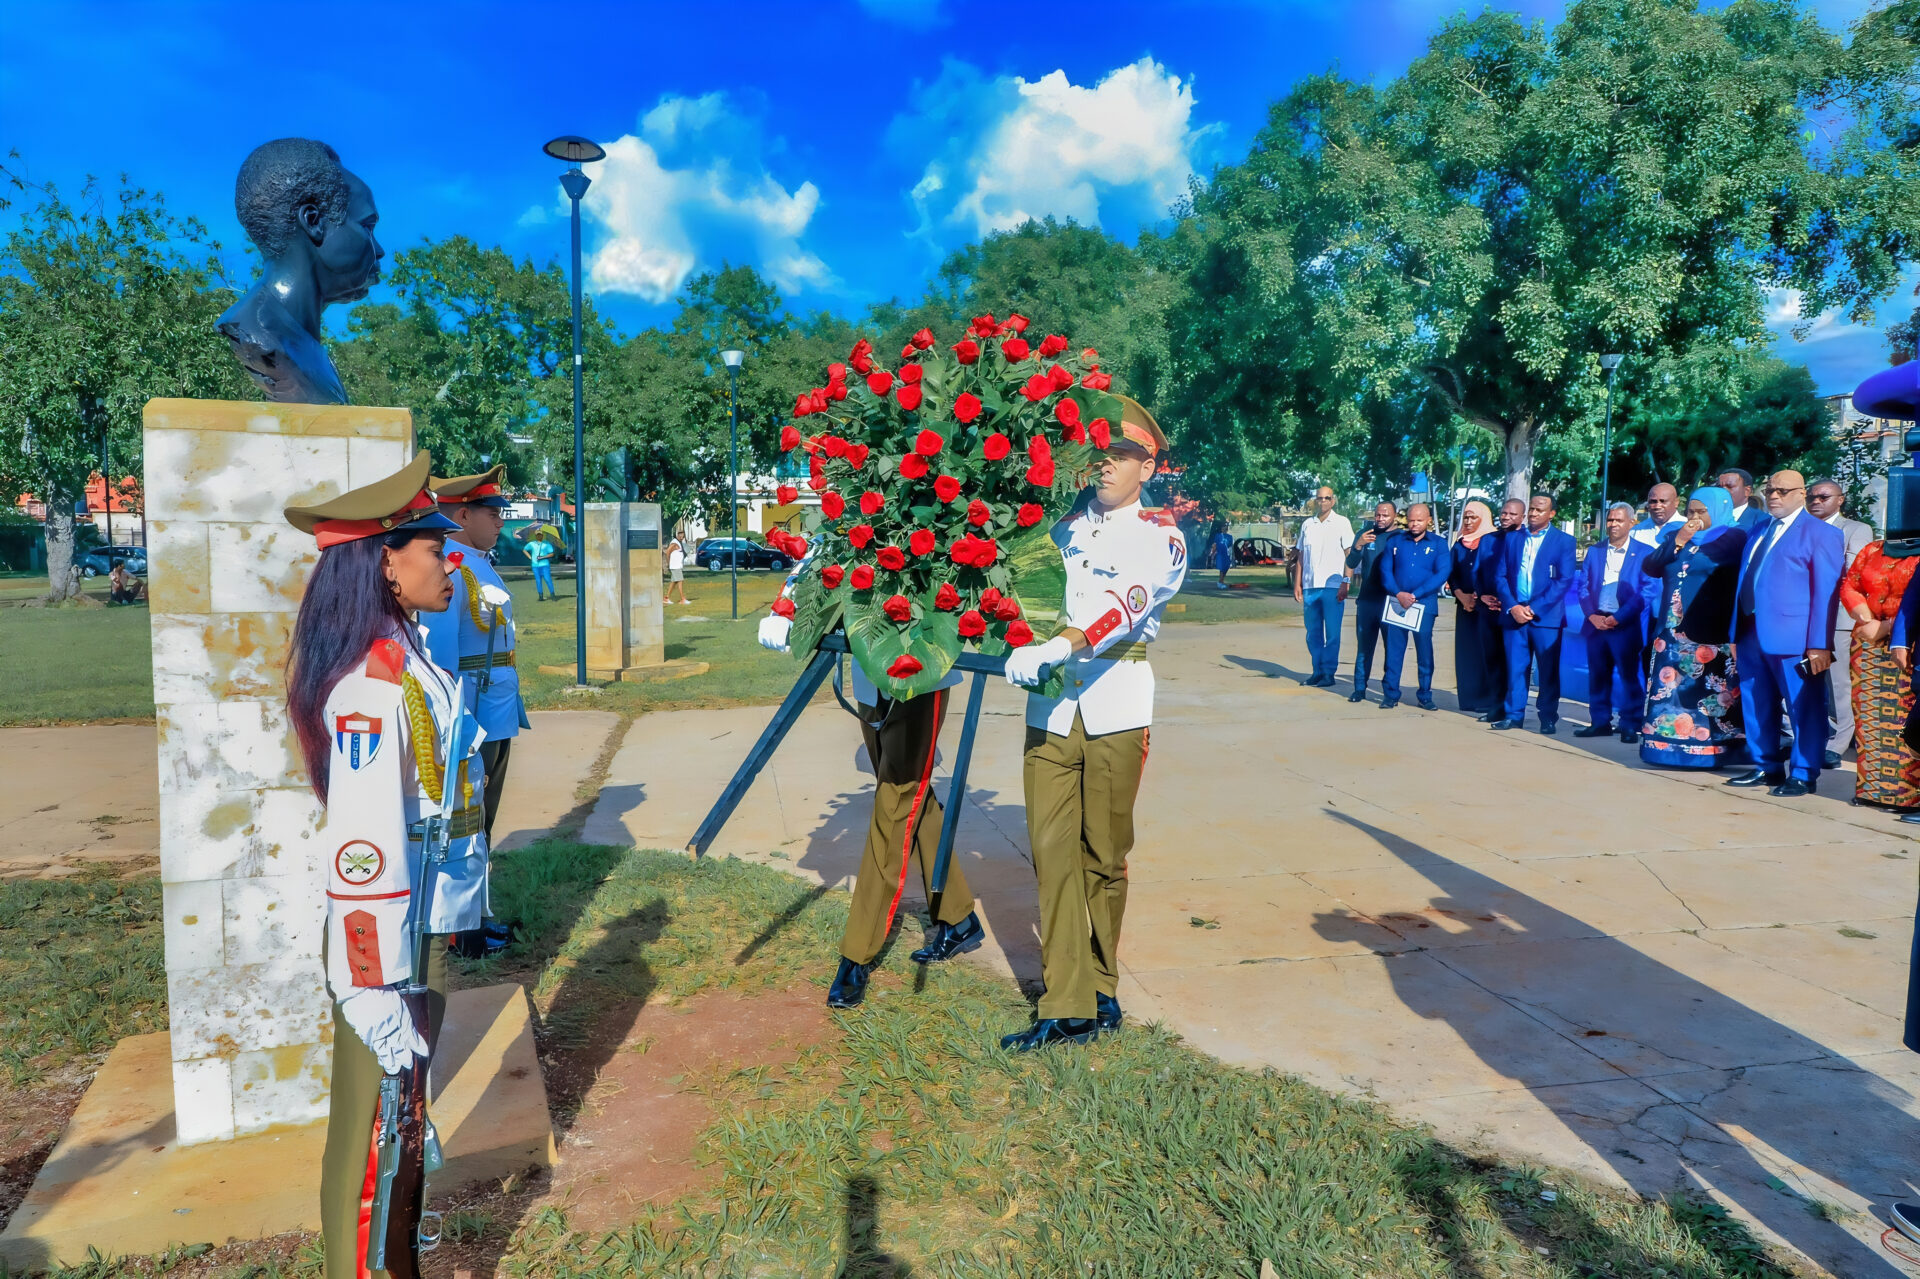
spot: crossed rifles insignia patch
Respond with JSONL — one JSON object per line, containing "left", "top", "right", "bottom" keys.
{"left": 334, "top": 713, "right": 382, "bottom": 771}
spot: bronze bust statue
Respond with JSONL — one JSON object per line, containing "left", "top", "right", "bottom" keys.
{"left": 216, "top": 139, "right": 383, "bottom": 404}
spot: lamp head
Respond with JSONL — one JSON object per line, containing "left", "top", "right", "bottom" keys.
{"left": 543, "top": 136, "right": 606, "bottom": 165}
{"left": 721, "top": 349, "right": 746, "bottom": 370}
{"left": 1599, "top": 354, "right": 1624, "bottom": 371}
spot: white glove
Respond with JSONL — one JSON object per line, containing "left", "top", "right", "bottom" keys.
{"left": 1004, "top": 636, "right": 1073, "bottom": 688}
{"left": 758, "top": 614, "right": 793, "bottom": 652}
{"left": 479, "top": 583, "right": 511, "bottom": 608}
{"left": 339, "top": 987, "right": 429, "bottom": 1075}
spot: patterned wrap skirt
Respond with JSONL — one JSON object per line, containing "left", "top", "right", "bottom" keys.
{"left": 1850, "top": 637, "right": 1920, "bottom": 808}
{"left": 1639, "top": 628, "right": 1743, "bottom": 769}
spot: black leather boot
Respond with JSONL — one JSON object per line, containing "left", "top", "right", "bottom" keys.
{"left": 1000, "top": 1017, "right": 1101, "bottom": 1052}
{"left": 911, "top": 912, "right": 984, "bottom": 963}
{"left": 1095, "top": 992, "right": 1123, "bottom": 1032}
{"left": 827, "top": 957, "right": 872, "bottom": 1009}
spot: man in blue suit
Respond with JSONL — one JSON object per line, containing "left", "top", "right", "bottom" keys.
{"left": 1717, "top": 467, "right": 1773, "bottom": 534}
{"left": 1471, "top": 498, "right": 1525, "bottom": 721}
{"left": 1493, "top": 493, "right": 1578, "bottom": 734}
{"left": 1378, "top": 502, "right": 1451, "bottom": 711}
{"left": 1573, "top": 502, "right": 1652, "bottom": 742}
{"left": 1726, "top": 469, "right": 1844, "bottom": 797}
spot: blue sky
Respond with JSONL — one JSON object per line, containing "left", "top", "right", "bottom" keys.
{"left": 0, "top": 0, "right": 1905, "bottom": 396}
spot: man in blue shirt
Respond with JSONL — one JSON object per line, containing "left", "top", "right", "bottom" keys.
{"left": 1378, "top": 503, "right": 1450, "bottom": 710}
{"left": 1493, "top": 493, "right": 1579, "bottom": 734}
{"left": 1574, "top": 503, "right": 1653, "bottom": 741}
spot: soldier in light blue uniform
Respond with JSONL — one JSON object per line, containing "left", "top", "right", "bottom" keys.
{"left": 421, "top": 465, "right": 528, "bottom": 852}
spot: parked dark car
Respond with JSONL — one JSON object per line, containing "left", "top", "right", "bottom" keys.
{"left": 1232, "top": 537, "right": 1287, "bottom": 567}
{"left": 80, "top": 545, "right": 147, "bottom": 577}
{"left": 694, "top": 536, "right": 792, "bottom": 572}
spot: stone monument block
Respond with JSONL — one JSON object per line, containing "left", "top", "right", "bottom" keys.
{"left": 557, "top": 501, "right": 704, "bottom": 683}
{"left": 143, "top": 397, "right": 413, "bottom": 1144}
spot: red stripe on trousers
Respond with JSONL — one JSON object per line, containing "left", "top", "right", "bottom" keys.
{"left": 355, "top": 1123, "right": 379, "bottom": 1278}
{"left": 883, "top": 689, "right": 944, "bottom": 934}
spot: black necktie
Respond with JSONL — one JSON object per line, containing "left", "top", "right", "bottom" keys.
{"left": 1738, "top": 527, "right": 1777, "bottom": 617}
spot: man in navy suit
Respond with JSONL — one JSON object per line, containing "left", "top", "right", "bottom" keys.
{"left": 1573, "top": 502, "right": 1652, "bottom": 742}
{"left": 1493, "top": 493, "right": 1578, "bottom": 734}
{"left": 1471, "top": 498, "right": 1525, "bottom": 721}
{"left": 1378, "top": 502, "right": 1451, "bottom": 710}
{"left": 1717, "top": 467, "right": 1773, "bottom": 534}
{"left": 1726, "top": 469, "right": 1844, "bottom": 797}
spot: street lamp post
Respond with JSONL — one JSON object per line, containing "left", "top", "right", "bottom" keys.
{"left": 1598, "top": 353, "right": 1624, "bottom": 531}
{"left": 721, "top": 349, "right": 747, "bottom": 620}
{"left": 544, "top": 134, "right": 606, "bottom": 687}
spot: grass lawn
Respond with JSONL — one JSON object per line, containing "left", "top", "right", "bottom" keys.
{"left": 0, "top": 850, "right": 1799, "bottom": 1279}
{"left": 0, "top": 574, "right": 155, "bottom": 727}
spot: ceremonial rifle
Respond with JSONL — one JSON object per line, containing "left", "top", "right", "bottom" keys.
{"left": 365, "top": 666, "right": 468, "bottom": 1274}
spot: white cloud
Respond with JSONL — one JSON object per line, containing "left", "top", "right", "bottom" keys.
{"left": 899, "top": 58, "right": 1216, "bottom": 242}
{"left": 565, "top": 93, "right": 830, "bottom": 303}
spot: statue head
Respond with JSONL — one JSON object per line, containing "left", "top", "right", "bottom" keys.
{"left": 234, "top": 138, "right": 383, "bottom": 304}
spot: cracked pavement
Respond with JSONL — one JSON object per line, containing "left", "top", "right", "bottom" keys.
{"left": 590, "top": 615, "right": 1920, "bottom": 1277}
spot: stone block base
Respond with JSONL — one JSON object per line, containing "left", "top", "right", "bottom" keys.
{"left": 0, "top": 984, "right": 554, "bottom": 1270}
{"left": 538, "top": 658, "right": 710, "bottom": 683}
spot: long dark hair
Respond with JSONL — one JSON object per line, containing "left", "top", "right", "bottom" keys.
{"left": 287, "top": 531, "right": 424, "bottom": 804}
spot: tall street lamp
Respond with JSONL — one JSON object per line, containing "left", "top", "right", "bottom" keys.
{"left": 1598, "top": 353, "right": 1624, "bottom": 531}
{"left": 721, "top": 348, "right": 746, "bottom": 620}
{"left": 544, "top": 134, "right": 605, "bottom": 686}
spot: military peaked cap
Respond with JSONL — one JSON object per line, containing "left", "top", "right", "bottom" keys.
{"left": 285, "top": 451, "right": 459, "bottom": 548}
{"left": 432, "top": 464, "right": 511, "bottom": 507}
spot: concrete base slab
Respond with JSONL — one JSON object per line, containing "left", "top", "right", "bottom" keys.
{"left": 537, "top": 659, "right": 709, "bottom": 683}
{"left": 0, "top": 984, "right": 554, "bottom": 1270}
{"left": 492, "top": 710, "right": 622, "bottom": 852}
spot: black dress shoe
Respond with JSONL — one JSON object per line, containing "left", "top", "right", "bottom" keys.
{"left": 1572, "top": 723, "right": 1614, "bottom": 738}
{"left": 1824, "top": 750, "right": 1843, "bottom": 769}
{"left": 1621, "top": 729, "right": 1639, "bottom": 744}
{"left": 1095, "top": 992, "right": 1123, "bottom": 1032}
{"left": 1891, "top": 1201, "right": 1920, "bottom": 1246}
{"left": 1539, "top": 721, "right": 1558, "bottom": 736}
{"left": 1725, "top": 770, "right": 1785, "bottom": 788}
{"left": 1347, "top": 688, "right": 1366, "bottom": 703}
{"left": 1417, "top": 697, "right": 1437, "bottom": 711}
{"left": 1490, "top": 719, "right": 1519, "bottom": 731}
{"left": 1379, "top": 698, "right": 1400, "bottom": 710}
{"left": 1000, "top": 1017, "right": 1101, "bottom": 1052}
{"left": 1475, "top": 711, "right": 1499, "bottom": 723}
{"left": 827, "top": 957, "right": 872, "bottom": 1009}
{"left": 911, "top": 911, "right": 985, "bottom": 963}
{"left": 1769, "top": 778, "right": 1814, "bottom": 798}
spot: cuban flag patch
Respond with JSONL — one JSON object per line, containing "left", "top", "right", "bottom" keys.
{"left": 334, "top": 713, "right": 382, "bottom": 771}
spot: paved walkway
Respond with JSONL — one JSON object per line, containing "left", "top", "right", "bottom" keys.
{"left": 589, "top": 615, "right": 1920, "bottom": 1277}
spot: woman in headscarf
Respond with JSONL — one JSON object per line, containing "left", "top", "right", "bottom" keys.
{"left": 1838, "top": 534, "right": 1920, "bottom": 812}
{"left": 1639, "top": 486, "right": 1751, "bottom": 768}
{"left": 1448, "top": 500, "right": 1503, "bottom": 716}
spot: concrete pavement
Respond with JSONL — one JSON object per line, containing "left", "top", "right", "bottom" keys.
{"left": 589, "top": 613, "right": 1920, "bottom": 1277}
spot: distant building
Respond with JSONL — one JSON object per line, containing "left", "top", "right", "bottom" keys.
{"left": 1825, "top": 391, "right": 1908, "bottom": 530}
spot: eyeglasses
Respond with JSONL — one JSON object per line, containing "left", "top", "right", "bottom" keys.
{"left": 1763, "top": 485, "right": 1804, "bottom": 497}
{"left": 1315, "top": 495, "right": 1336, "bottom": 502}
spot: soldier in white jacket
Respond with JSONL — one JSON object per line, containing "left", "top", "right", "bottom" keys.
{"left": 1000, "top": 397, "right": 1187, "bottom": 1051}
{"left": 282, "top": 451, "right": 493, "bottom": 1279}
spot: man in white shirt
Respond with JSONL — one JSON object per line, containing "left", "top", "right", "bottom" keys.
{"left": 1630, "top": 483, "right": 1686, "bottom": 647}
{"left": 1291, "top": 486, "right": 1354, "bottom": 686}
{"left": 1808, "top": 477, "right": 1872, "bottom": 762}
{"left": 1718, "top": 467, "right": 1771, "bottom": 533}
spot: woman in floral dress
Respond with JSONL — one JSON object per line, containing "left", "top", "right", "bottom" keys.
{"left": 1639, "top": 486, "right": 1752, "bottom": 769}
{"left": 1839, "top": 538, "right": 1920, "bottom": 810}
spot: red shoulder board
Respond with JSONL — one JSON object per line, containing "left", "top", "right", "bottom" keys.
{"left": 364, "top": 638, "right": 405, "bottom": 685}
{"left": 1138, "top": 507, "right": 1178, "bottom": 527}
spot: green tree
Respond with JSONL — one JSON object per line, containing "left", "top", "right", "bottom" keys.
{"left": 1610, "top": 353, "right": 1834, "bottom": 497}
{"left": 0, "top": 161, "right": 249, "bottom": 599}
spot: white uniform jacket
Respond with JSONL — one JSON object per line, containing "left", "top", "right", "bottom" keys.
{"left": 1026, "top": 501, "right": 1189, "bottom": 737}
{"left": 420, "top": 538, "right": 527, "bottom": 742}
{"left": 322, "top": 630, "right": 491, "bottom": 1001}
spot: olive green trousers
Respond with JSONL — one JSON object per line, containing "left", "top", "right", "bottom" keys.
{"left": 319, "top": 942, "right": 447, "bottom": 1279}
{"left": 839, "top": 690, "right": 977, "bottom": 965}
{"left": 1023, "top": 714, "right": 1148, "bottom": 1021}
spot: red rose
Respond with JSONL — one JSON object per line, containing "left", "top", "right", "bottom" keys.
{"left": 981, "top": 586, "right": 1003, "bottom": 611}
{"left": 851, "top": 338, "right": 872, "bottom": 359}
{"left": 953, "top": 392, "right": 983, "bottom": 424}
{"left": 984, "top": 433, "right": 1011, "bottom": 460}
{"left": 900, "top": 363, "right": 924, "bottom": 385}
{"left": 970, "top": 313, "right": 1000, "bottom": 337}
{"left": 1028, "top": 435, "right": 1053, "bottom": 463}
{"left": 957, "top": 610, "right": 986, "bottom": 639}
{"left": 849, "top": 524, "right": 876, "bottom": 548}
{"left": 846, "top": 443, "right": 870, "bottom": 469}
{"left": 1062, "top": 420, "right": 1087, "bottom": 444}
{"left": 776, "top": 485, "right": 798, "bottom": 504}
{"left": 967, "top": 499, "right": 991, "bottom": 526}
{"left": 825, "top": 436, "right": 850, "bottom": 459}
{"left": 949, "top": 535, "right": 981, "bottom": 567}
{"left": 828, "top": 362, "right": 847, "bottom": 383}
{"left": 909, "top": 528, "right": 936, "bottom": 556}
{"left": 1017, "top": 502, "right": 1044, "bottom": 527}
{"left": 1027, "top": 461, "right": 1055, "bottom": 486}
{"left": 994, "top": 596, "right": 1021, "bottom": 621}
{"left": 1004, "top": 313, "right": 1030, "bottom": 333}
{"left": 851, "top": 564, "right": 875, "bottom": 590}
{"left": 911, "top": 327, "right": 935, "bottom": 350}
{"left": 772, "top": 596, "right": 796, "bottom": 618}
{"left": 975, "top": 538, "right": 1000, "bottom": 567}
{"left": 866, "top": 370, "right": 893, "bottom": 396}
{"left": 810, "top": 388, "right": 830, "bottom": 413}
{"left": 1002, "top": 337, "right": 1030, "bottom": 362}
{"left": 1005, "top": 620, "right": 1034, "bottom": 647}
{"left": 794, "top": 394, "right": 814, "bottom": 417}
{"left": 780, "top": 425, "right": 801, "bottom": 451}
{"left": 1082, "top": 370, "right": 1112, "bottom": 390}
{"left": 822, "top": 564, "right": 846, "bottom": 589}
{"left": 1082, "top": 347, "right": 1099, "bottom": 363}
{"left": 933, "top": 474, "right": 962, "bottom": 503}
{"left": 1039, "top": 334, "right": 1069, "bottom": 357}
{"left": 1090, "top": 418, "right": 1112, "bottom": 450}
{"left": 828, "top": 381, "right": 849, "bottom": 401}
{"left": 852, "top": 352, "right": 875, "bottom": 375}
{"left": 860, "top": 491, "right": 885, "bottom": 515}
{"left": 953, "top": 338, "right": 980, "bottom": 365}
{"left": 898, "top": 454, "right": 929, "bottom": 480}
{"left": 896, "top": 384, "right": 923, "bottom": 411}
{"left": 934, "top": 582, "right": 960, "bottom": 611}
{"left": 882, "top": 594, "right": 913, "bottom": 622}
{"left": 877, "top": 545, "right": 907, "bottom": 571}
{"left": 1019, "top": 374, "right": 1051, "bottom": 402}
{"left": 1054, "top": 398, "right": 1082, "bottom": 429}
{"left": 914, "top": 430, "right": 945, "bottom": 456}
{"left": 887, "top": 654, "right": 923, "bottom": 678}
{"left": 821, "top": 491, "right": 846, "bottom": 519}
{"left": 810, "top": 457, "right": 826, "bottom": 491}
{"left": 1048, "top": 364, "right": 1074, "bottom": 391}
{"left": 901, "top": 344, "right": 917, "bottom": 361}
